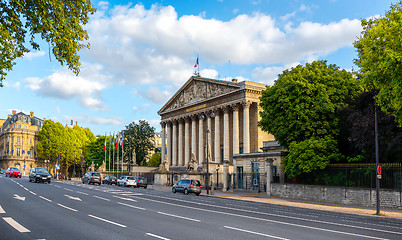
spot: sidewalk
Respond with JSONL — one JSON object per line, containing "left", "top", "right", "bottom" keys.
{"left": 150, "top": 185, "right": 402, "bottom": 220}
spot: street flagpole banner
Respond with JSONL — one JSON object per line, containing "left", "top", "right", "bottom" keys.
{"left": 108, "top": 132, "right": 111, "bottom": 171}
{"left": 116, "top": 133, "right": 119, "bottom": 175}
{"left": 121, "top": 132, "right": 124, "bottom": 174}
{"left": 112, "top": 132, "right": 115, "bottom": 174}
{"left": 104, "top": 132, "right": 107, "bottom": 171}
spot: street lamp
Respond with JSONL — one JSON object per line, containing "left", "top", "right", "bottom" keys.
{"left": 216, "top": 164, "right": 220, "bottom": 190}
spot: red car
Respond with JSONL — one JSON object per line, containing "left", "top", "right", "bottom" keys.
{"left": 6, "top": 167, "right": 22, "bottom": 178}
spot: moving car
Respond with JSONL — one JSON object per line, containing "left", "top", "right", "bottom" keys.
{"left": 102, "top": 175, "right": 117, "bottom": 185}
{"left": 6, "top": 167, "right": 22, "bottom": 178}
{"left": 117, "top": 176, "right": 136, "bottom": 187}
{"left": 82, "top": 172, "right": 101, "bottom": 185}
{"left": 133, "top": 176, "right": 148, "bottom": 188}
{"left": 172, "top": 179, "right": 202, "bottom": 196}
{"left": 0, "top": 169, "right": 6, "bottom": 174}
{"left": 29, "top": 167, "right": 52, "bottom": 183}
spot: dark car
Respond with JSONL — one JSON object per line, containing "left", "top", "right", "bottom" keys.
{"left": 172, "top": 179, "right": 202, "bottom": 196}
{"left": 29, "top": 167, "right": 52, "bottom": 183}
{"left": 82, "top": 172, "right": 101, "bottom": 185}
{"left": 133, "top": 176, "right": 148, "bottom": 188}
{"left": 102, "top": 175, "right": 117, "bottom": 185}
{"left": 6, "top": 167, "right": 22, "bottom": 178}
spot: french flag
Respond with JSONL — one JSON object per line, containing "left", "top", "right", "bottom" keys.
{"left": 104, "top": 133, "right": 107, "bottom": 151}
{"left": 194, "top": 56, "right": 199, "bottom": 68}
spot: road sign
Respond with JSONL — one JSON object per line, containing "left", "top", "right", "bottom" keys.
{"left": 55, "top": 164, "right": 60, "bottom": 170}
{"left": 377, "top": 165, "right": 382, "bottom": 175}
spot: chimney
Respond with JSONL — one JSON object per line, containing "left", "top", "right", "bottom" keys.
{"left": 232, "top": 78, "right": 238, "bottom": 83}
{"left": 71, "top": 120, "right": 73, "bottom": 125}
{"left": 30, "top": 112, "right": 34, "bottom": 117}
{"left": 12, "top": 110, "right": 16, "bottom": 115}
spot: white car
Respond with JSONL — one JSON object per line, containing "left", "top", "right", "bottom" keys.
{"left": 117, "top": 176, "right": 137, "bottom": 187}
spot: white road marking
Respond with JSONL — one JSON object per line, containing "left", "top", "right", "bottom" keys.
{"left": 132, "top": 195, "right": 392, "bottom": 240}
{"left": 157, "top": 212, "right": 200, "bottom": 222}
{"left": 93, "top": 196, "right": 110, "bottom": 201}
{"left": 63, "top": 188, "right": 73, "bottom": 192}
{"left": 39, "top": 196, "right": 52, "bottom": 202}
{"left": 64, "top": 195, "right": 82, "bottom": 201}
{"left": 145, "top": 233, "right": 171, "bottom": 240}
{"left": 3, "top": 217, "right": 30, "bottom": 233}
{"left": 117, "top": 202, "right": 146, "bottom": 211}
{"left": 88, "top": 215, "right": 127, "bottom": 228}
{"left": 224, "top": 226, "right": 289, "bottom": 240}
{"left": 0, "top": 205, "right": 5, "bottom": 213}
{"left": 57, "top": 203, "right": 78, "bottom": 212}
{"left": 29, "top": 191, "right": 37, "bottom": 196}
{"left": 13, "top": 194, "right": 26, "bottom": 201}
{"left": 113, "top": 196, "right": 137, "bottom": 202}
{"left": 76, "top": 191, "right": 89, "bottom": 195}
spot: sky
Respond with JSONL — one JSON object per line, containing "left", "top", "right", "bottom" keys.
{"left": 0, "top": 0, "right": 396, "bottom": 136}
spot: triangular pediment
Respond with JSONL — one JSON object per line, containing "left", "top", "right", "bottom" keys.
{"left": 159, "top": 76, "right": 241, "bottom": 114}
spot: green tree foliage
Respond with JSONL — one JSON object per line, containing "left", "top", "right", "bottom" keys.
{"left": 36, "top": 120, "right": 95, "bottom": 174}
{"left": 354, "top": 1, "right": 402, "bottom": 126}
{"left": 338, "top": 90, "right": 402, "bottom": 163}
{"left": 147, "top": 152, "right": 161, "bottom": 167}
{"left": 259, "top": 61, "right": 361, "bottom": 177}
{"left": 124, "top": 120, "right": 155, "bottom": 166}
{"left": 86, "top": 136, "right": 107, "bottom": 171}
{"left": 0, "top": 0, "right": 96, "bottom": 86}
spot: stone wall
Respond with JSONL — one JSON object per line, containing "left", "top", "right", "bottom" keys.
{"left": 271, "top": 183, "right": 402, "bottom": 209}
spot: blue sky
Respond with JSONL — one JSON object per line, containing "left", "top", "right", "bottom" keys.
{"left": 0, "top": 0, "right": 396, "bottom": 136}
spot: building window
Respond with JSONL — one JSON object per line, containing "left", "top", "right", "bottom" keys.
{"left": 7, "top": 136, "right": 9, "bottom": 142}
{"left": 17, "top": 137, "right": 20, "bottom": 143}
{"left": 16, "top": 148, "right": 21, "bottom": 156}
{"left": 30, "top": 138, "right": 32, "bottom": 144}
{"left": 24, "top": 125, "right": 27, "bottom": 129}
{"left": 239, "top": 147, "right": 244, "bottom": 154}
{"left": 18, "top": 125, "right": 21, "bottom": 129}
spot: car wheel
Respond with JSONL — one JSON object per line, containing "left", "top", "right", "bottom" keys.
{"left": 29, "top": 178, "right": 31, "bottom": 182}
{"left": 172, "top": 187, "right": 176, "bottom": 193}
{"left": 195, "top": 193, "right": 200, "bottom": 196}
{"left": 144, "top": 186, "right": 147, "bottom": 189}
{"left": 184, "top": 188, "right": 189, "bottom": 195}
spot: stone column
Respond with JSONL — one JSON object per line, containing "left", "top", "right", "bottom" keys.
{"left": 161, "top": 122, "right": 166, "bottom": 165}
{"left": 232, "top": 103, "right": 239, "bottom": 155}
{"left": 167, "top": 122, "right": 172, "bottom": 167}
{"left": 178, "top": 119, "right": 184, "bottom": 166}
{"left": 191, "top": 115, "right": 197, "bottom": 164}
{"left": 172, "top": 120, "right": 177, "bottom": 166}
{"left": 198, "top": 114, "right": 204, "bottom": 166}
{"left": 242, "top": 101, "right": 251, "bottom": 153}
{"left": 184, "top": 117, "right": 190, "bottom": 167}
{"left": 207, "top": 112, "right": 213, "bottom": 161}
{"left": 266, "top": 158, "right": 274, "bottom": 196}
{"left": 278, "top": 163, "right": 285, "bottom": 184}
{"left": 222, "top": 106, "right": 230, "bottom": 191}
{"left": 214, "top": 109, "right": 221, "bottom": 163}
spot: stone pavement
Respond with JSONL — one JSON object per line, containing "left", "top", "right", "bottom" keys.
{"left": 150, "top": 185, "right": 402, "bottom": 220}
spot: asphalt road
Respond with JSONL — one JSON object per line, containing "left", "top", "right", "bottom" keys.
{"left": 0, "top": 175, "right": 401, "bottom": 240}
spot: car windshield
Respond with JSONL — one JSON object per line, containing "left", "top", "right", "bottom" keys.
{"left": 36, "top": 168, "right": 49, "bottom": 173}
{"left": 92, "top": 173, "right": 100, "bottom": 176}
{"left": 10, "top": 167, "right": 19, "bottom": 171}
{"left": 127, "top": 177, "right": 134, "bottom": 180}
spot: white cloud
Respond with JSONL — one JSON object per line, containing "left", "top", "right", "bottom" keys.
{"left": 63, "top": 115, "right": 123, "bottom": 125}
{"left": 25, "top": 63, "right": 111, "bottom": 111}
{"left": 24, "top": 51, "right": 45, "bottom": 60}
{"left": 138, "top": 86, "right": 173, "bottom": 105}
{"left": 252, "top": 62, "right": 300, "bottom": 85}
{"left": 4, "top": 81, "right": 21, "bottom": 90}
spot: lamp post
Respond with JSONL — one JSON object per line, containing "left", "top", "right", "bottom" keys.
{"left": 216, "top": 164, "right": 220, "bottom": 190}
{"left": 374, "top": 96, "right": 380, "bottom": 215}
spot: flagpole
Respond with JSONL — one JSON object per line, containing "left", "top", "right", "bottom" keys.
{"left": 121, "top": 132, "right": 124, "bottom": 175}
{"left": 108, "top": 132, "right": 111, "bottom": 172}
{"left": 104, "top": 132, "right": 106, "bottom": 172}
{"left": 117, "top": 132, "right": 119, "bottom": 178}
{"left": 197, "top": 54, "right": 200, "bottom": 76}
{"left": 112, "top": 131, "right": 115, "bottom": 175}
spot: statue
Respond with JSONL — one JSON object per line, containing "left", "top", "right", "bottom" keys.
{"left": 186, "top": 153, "right": 198, "bottom": 172}
{"left": 159, "top": 156, "right": 169, "bottom": 172}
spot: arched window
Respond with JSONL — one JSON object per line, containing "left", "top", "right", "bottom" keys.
{"left": 17, "top": 137, "right": 20, "bottom": 143}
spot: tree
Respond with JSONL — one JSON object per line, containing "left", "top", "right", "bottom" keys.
{"left": 124, "top": 120, "right": 155, "bottom": 166}
{"left": 86, "top": 136, "right": 106, "bottom": 171}
{"left": 0, "top": 0, "right": 96, "bottom": 87}
{"left": 354, "top": 1, "right": 402, "bottom": 126}
{"left": 147, "top": 152, "right": 161, "bottom": 167}
{"left": 258, "top": 61, "right": 361, "bottom": 177}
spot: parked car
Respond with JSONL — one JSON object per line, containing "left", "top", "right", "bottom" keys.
{"left": 29, "top": 167, "right": 52, "bottom": 183}
{"left": 133, "top": 176, "right": 148, "bottom": 188}
{"left": 0, "top": 169, "right": 6, "bottom": 174}
{"left": 117, "top": 176, "right": 136, "bottom": 187}
{"left": 172, "top": 179, "right": 202, "bottom": 196}
{"left": 6, "top": 167, "right": 22, "bottom": 178}
{"left": 82, "top": 172, "right": 101, "bottom": 185}
{"left": 102, "top": 175, "right": 117, "bottom": 185}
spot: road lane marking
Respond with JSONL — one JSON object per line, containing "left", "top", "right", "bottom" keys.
{"left": 64, "top": 194, "right": 82, "bottom": 201}
{"left": 13, "top": 194, "right": 26, "bottom": 201}
{"left": 143, "top": 194, "right": 402, "bottom": 236}
{"left": 3, "top": 217, "right": 30, "bottom": 233}
{"left": 29, "top": 191, "right": 37, "bottom": 195}
{"left": 93, "top": 196, "right": 110, "bottom": 201}
{"left": 76, "top": 191, "right": 89, "bottom": 195}
{"left": 157, "top": 212, "right": 200, "bottom": 222}
{"left": 117, "top": 202, "right": 146, "bottom": 210}
{"left": 113, "top": 196, "right": 137, "bottom": 202}
{"left": 57, "top": 204, "right": 78, "bottom": 212}
{"left": 0, "top": 205, "right": 5, "bottom": 213}
{"left": 145, "top": 233, "right": 170, "bottom": 240}
{"left": 39, "top": 196, "right": 52, "bottom": 202}
{"left": 63, "top": 188, "right": 74, "bottom": 192}
{"left": 132, "top": 196, "right": 391, "bottom": 240}
{"left": 88, "top": 215, "right": 127, "bottom": 228}
{"left": 224, "top": 226, "right": 289, "bottom": 240}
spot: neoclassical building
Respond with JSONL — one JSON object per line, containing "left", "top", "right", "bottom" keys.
{"left": 0, "top": 110, "right": 45, "bottom": 175}
{"left": 158, "top": 76, "right": 284, "bottom": 190}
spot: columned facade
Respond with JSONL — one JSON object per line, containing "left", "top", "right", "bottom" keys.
{"left": 158, "top": 76, "right": 274, "bottom": 187}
